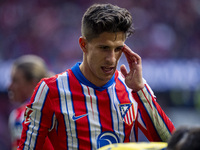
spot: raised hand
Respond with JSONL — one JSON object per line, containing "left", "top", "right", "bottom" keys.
{"left": 120, "top": 44, "right": 144, "bottom": 92}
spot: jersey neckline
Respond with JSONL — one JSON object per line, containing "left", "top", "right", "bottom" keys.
{"left": 71, "top": 62, "right": 115, "bottom": 91}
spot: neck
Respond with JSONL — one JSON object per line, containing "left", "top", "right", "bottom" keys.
{"left": 79, "top": 62, "right": 108, "bottom": 87}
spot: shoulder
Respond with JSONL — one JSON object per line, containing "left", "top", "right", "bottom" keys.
{"left": 35, "top": 70, "right": 73, "bottom": 97}
{"left": 10, "top": 103, "right": 27, "bottom": 117}
{"left": 40, "top": 70, "right": 71, "bottom": 87}
{"left": 9, "top": 103, "right": 27, "bottom": 125}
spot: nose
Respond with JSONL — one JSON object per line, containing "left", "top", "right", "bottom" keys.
{"left": 105, "top": 50, "right": 116, "bottom": 64}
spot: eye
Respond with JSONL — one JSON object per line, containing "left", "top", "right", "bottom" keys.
{"left": 99, "top": 46, "right": 110, "bottom": 51}
{"left": 115, "top": 46, "right": 123, "bottom": 52}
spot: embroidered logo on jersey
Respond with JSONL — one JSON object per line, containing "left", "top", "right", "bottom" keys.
{"left": 72, "top": 113, "right": 88, "bottom": 121}
{"left": 24, "top": 107, "right": 34, "bottom": 124}
{"left": 119, "top": 103, "right": 135, "bottom": 125}
{"left": 97, "top": 131, "right": 120, "bottom": 149}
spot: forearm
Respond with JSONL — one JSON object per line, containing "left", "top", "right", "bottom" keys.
{"left": 133, "top": 84, "right": 175, "bottom": 142}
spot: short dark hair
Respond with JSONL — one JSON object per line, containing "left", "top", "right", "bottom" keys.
{"left": 81, "top": 3, "right": 134, "bottom": 41}
{"left": 167, "top": 126, "right": 200, "bottom": 150}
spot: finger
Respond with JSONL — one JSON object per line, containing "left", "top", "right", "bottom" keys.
{"left": 123, "top": 44, "right": 141, "bottom": 65}
{"left": 123, "top": 44, "right": 135, "bottom": 57}
{"left": 123, "top": 46, "right": 135, "bottom": 64}
{"left": 120, "top": 64, "right": 128, "bottom": 77}
{"left": 123, "top": 45, "right": 140, "bottom": 62}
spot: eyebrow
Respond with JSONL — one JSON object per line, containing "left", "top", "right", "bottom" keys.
{"left": 98, "top": 45, "right": 124, "bottom": 48}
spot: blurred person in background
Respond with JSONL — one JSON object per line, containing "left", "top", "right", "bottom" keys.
{"left": 166, "top": 126, "right": 200, "bottom": 150}
{"left": 8, "top": 55, "right": 54, "bottom": 150}
{"left": 17, "top": 3, "right": 175, "bottom": 150}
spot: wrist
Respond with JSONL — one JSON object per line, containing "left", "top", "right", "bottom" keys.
{"left": 132, "top": 83, "right": 145, "bottom": 92}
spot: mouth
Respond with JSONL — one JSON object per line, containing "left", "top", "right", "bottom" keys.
{"left": 101, "top": 66, "right": 115, "bottom": 74}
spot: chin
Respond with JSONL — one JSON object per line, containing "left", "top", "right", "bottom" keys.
{"left": 104, "top": 74, "right": 114, "bottom": 80}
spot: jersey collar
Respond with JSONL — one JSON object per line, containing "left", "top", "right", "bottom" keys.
{"left": 71, "top": 62, "right": 115, "bottom": 91}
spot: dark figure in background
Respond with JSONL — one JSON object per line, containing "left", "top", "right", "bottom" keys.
{"left": 8, "top": 55, "right": 54, "bottom": 150}
{"left": 167, "top": 126, "right": 200, "bottom": 150}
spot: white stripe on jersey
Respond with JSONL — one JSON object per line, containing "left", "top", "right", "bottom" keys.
{"left": 81, "top": 84, "right": 101, "bottom": 150}
{"left": 108, "top": 84, "right": 125, "bottom": 143}
{"left": 127, "top": 110, "right": 131, "bottom": 124}
{"left": 57, "top": 72, "right": 78, "bottom": 150}
{"left": 130, "top": 108, "right": 134, "bottom": 123}
{"left": 118, "top": 72, "right": 138, "bottom": 142}
{"left": 24, "top": 81, "right": 49, "bottom": 149}
{"left": 49, "top": 113, "right": 56, "bottom": 132}
{"left": 125, "top": 115, "right": 129, "bottom": 124}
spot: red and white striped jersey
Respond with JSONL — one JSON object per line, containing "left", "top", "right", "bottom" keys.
{"left": 9, "top": 102, "right": 27, "bottom": 148}
{"left": 9, "top": 101, "right": 54, "bottom": 150}
{"left": 18, "top": 63, "right": 175, "bottom": 150}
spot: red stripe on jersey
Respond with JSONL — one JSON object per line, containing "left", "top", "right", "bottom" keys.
{"left": 19, "top": 79, "right": 55, "bottom": 150}
{"left": 145, "top": 84, "right": 157, "bottom": 101}
{"left": 68, "top": 70, "right": 91, "bottom": 150}
{"left": 34, "top": 82, "right": 54, "bottom": 150}
{"left": 115, "top": 75, "right": 133, "bottom": 142}
{"left": 141, "top": 88, "right": 161, "bottom": 127}
{"left": 47, "top": 74, "right": 68, "bottom": 149}
{"left": 151, "top": 97, "right": 175, "bottom": 134}
{"left": 141, "top": 89, "right": 153, "bottom": 110}
{"left": 95, "top": 89, "right": 113, "bottom": 132}
{"left": 133, "top": 116, "right": 139, "bottom": 142}
{"left": 143, "top": 84, "right": 175, "bottom": 135}
{"left": 132, "top": 91, "right": 162, "bottom": 141}
{"left": 144, "top": 84, "right": 175, "bottom": 134}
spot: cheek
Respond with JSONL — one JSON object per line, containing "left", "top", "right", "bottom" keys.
{"left": 87, "top": 50, "right": 102, "bottom": 63}
{"left": 14, "top": 85, "right": 25, "bottom": 96}
{"left": 116, "top": 52, "right": 122, "bottom": 61}
{"left": 10, "top": 83, "right": 20, "bottom": 91}
{"left": 15, "top": 81, "right": 28, "bottom": 93}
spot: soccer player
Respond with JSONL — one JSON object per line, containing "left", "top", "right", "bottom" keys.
{"left": 18, "top": 3, "right": 175, "bottom": 150}
{"left": 8, "top": 55, "right": 54, "bottom": 150}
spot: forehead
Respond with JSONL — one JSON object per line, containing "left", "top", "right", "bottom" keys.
{"left": 89, "top": 32, "right": 126, "bottom": 45}
{"left": 11, "top": 67, "right": 25, "bottom": 79}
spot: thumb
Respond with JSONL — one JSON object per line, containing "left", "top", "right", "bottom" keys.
{"left": 120, "top": 64, "right": 128, "bottom": 77}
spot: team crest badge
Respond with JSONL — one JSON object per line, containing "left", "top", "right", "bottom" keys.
{"left": 24, "top": 106, "right": 34, "bottom": 124}
{"left": 119, "top": 103, "right": 135, "bottom": 125}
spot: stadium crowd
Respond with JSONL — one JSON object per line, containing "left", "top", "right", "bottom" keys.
{"left": 0, "top": 0, "right": 200, "bottom": 71}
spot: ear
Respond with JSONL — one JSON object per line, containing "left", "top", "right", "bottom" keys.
{"left": 79, "top": 36, "right": 87, "bottom": 52}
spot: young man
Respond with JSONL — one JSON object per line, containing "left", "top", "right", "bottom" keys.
{"left": 18, "top": 3, "right": 175, "bottom": 150}
{"left": 8, "top": 55, "right": 54, "bottom": 150}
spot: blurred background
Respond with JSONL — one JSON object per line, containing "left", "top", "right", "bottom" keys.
{"left": 0, "top": 0, "right": 200, "bottom": 149}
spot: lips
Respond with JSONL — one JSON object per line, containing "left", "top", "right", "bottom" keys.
{"left": 101, "top": 66, "right": 114, "bottom": 74}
